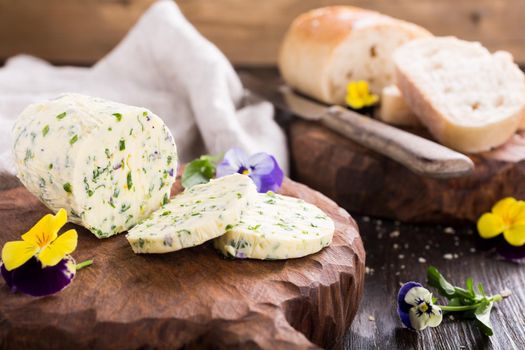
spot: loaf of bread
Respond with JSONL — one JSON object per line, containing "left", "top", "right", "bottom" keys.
{"left": 377, "top": 85, "right": 420, "bottom": 126}
{"left": 394, "top": 37, "right": 525, "bottom": 153}
{"left": 278, "top": 6, "right": 431, "bottom": 105}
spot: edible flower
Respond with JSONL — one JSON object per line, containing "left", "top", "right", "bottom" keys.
{"left": 216, "top": 148, "right": 283, "bottom": 193}
{"left": 397, "top": 281, "right": 443, "bottom": 330}
{"left": 477, "top": 197, "right": 525, "bottom": 260}
{"left": 397, "top": 266, "right": 507, "bottom": 336}
{"left": 345, "top": 80, "right": 379, "bottom": 110}
{"left": 1, "top": 209, "right": 92, "bottom": 297}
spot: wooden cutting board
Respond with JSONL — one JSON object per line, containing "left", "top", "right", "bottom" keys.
{"left": 0, "top": 173, "right": 365, "bottom": 349}
{"left": 290, "top": 120, "right": 525, "bottom": 224}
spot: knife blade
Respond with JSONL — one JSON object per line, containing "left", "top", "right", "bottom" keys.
{"left": 240, "top": 73, "right": 474, "bottom": 179}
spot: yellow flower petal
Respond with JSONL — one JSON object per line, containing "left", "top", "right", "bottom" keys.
{"left": 365, "top": 93, "right": 379, "bottom": 106}
{"left": 492, "top": 197, "right": 517, "bottom": 219}
{"left": 503, "top": 226, "right": 525, "bottom": 247}
{"left": 345, "top": 81, "right": 378, "bottom": 109}
{"left": 38, "top": 229, "right": 78, "bottom": 267}
{"left": 1, "top": 240, "right": 39, "bottom": 271}
{"left": 20, "top": 214, "right": 53, "bottom": 246}
{"left": 511, "top": 201, "right": 525, "bottom": 226}
{"left": 21, "top": 209, "right": 67, "bottom": 248}
{"left": 356, "top": 81, "right": 367, "bottom": 95}
{"left": 346, "top": 83, "right": 363, "bottom": 109}
{"left": 477, "top": 213, "right": 505, "bottom": 239}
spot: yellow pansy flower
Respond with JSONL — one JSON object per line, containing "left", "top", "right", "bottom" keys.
{"left": 1, "top": 208, "right": 78, "bottom": 271}
{"left": 345, "top": 80, "right": 379, "bottom": 110}
{"left": 477, "top": 197, "right": 525, "bottom": 247}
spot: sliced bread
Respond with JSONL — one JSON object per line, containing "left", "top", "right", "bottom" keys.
{"left": 278, "top": 6, "right": 431, "bottom": 105}
{"left": 394, "top": 37, "right": 525, "bottom": 153}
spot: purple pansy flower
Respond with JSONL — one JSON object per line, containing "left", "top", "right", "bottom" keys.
{"left": 1, "top": 255, "right": 76, "bottom": 297}
{"left": 397, "top": 281, "right": 442, "bottom": 330}
{"left": 216, "top": 148, "right": 283, "bottom": 193}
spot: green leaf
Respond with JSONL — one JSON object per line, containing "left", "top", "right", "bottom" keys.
{"left": 448, "top": 297, "right": 462, "bottom": 307}
{"left": 427, "top": 266, "right": 456, "bottom": 298}
{"left": 474, "top": 301, "right": 494, "bottom": 336}
{"left": 466, "top": 277, "right": 475, "bottom": 298}
{"left": 478, "top": 283, "right": 487, "bottom": 298}
{"left": 181, "top": 155, "right": 220, "bottom": 189}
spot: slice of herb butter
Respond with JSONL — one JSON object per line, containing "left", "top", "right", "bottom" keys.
{"left": 12, "top": 93, "right": 177, "bottom": 238}
{"left": 126, "top": 174, "right": 258, "bottom": 253}
{"left": 214, "top": 192, "right": 334, "bottom": 259}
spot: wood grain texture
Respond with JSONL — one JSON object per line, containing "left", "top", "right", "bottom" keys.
{"left": 0, "top": 0, "right": 156, "bottom": 65}
{"left": 290, "top": 120, "right": 525, "bottom": 224}
{"left": 0, "top": 173, "right": 365, "bottom": 349}
{"left": 346, "top": 216, "right": 525, "bottom": 349}
{"left": 1, "top": 0, "right": 525, "bottom": 65}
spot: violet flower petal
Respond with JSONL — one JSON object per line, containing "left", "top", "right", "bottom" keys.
{"left": 397, "top": 281, "right": 422, "bottom": 329}
{"left": 1, "top": 255, "right": 76, "bottom": 297}
{"left": 246, "top": 152, "right": 275, "bottom": 174}
{"left": 216, "top": 148, "right": 248, "bottom": 178}
{"left": 216, "top": 148, "right": 284, "bottom": 193}
{"left": 249, "top": 155, "right": 283, "bottom": 193}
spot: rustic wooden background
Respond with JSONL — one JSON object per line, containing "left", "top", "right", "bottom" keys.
{"left": 0, "top": 0, "right": 524, "bottom": 65}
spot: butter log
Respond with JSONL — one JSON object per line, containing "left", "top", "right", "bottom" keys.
{"left": 12, "top": 93, "right": 178, "bottom": 238}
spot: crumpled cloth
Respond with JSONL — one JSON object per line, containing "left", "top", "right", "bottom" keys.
{"left": 0, "top": 0, "right": 287, "bottom": 175}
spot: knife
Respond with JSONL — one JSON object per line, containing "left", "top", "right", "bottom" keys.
{"left": 240, "top": 73, "right": 474, "bottom": 179}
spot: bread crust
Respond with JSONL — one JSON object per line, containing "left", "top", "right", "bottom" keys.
{"left": 396, "top": 64, "right": 525, "bottom": 153}
{"left": 278, "top": 6, "right": 431, "bottom": 104}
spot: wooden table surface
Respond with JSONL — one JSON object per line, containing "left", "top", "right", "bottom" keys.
{"left": 0, "top": 65, "right": 523, "bottom": 349}
{"left": 242, "top": 68, "right": 525, "bottom": 349}
{"left": 344, "top": 217, "right": 525, "bottom": 349}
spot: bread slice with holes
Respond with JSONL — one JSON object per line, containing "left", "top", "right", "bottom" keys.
{"left": 278, "top": 6, "right": 431, "bottom": 105}
{"left": 394, "top": 37, "right": 525, "bottom": 153}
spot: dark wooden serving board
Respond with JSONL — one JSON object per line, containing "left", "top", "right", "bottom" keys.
{"left": 290, "top": 120, "right": 525, "bottom": 224}
{"left": 0, "top": 174, "right": 365, "bottom": 349}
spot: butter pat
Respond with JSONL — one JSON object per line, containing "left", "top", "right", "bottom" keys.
{"left": 126, "top": 174, "right": 258, "bottom": 253}
{"left": 377, "top": 85, "right": 420, "bottom": 127}
{"left": 214, "top": 192, "right": 334, "bottom": 259}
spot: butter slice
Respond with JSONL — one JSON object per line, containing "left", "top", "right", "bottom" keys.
{"left": 127, "top": 174, "right": 257, "bottom": 253}
{"left": 214, "top": 192, "right": 334, "bottom": 259}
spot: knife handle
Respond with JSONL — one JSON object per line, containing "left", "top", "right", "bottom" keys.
{"left": 321, "top": 106, "right": 474, "bottom": 178}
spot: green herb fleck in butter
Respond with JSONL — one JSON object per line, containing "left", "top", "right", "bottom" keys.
{"left": 63, "top": 183, "right": 72, "bottom": 193}
{"left": 42, "top": 125, "right": 50, "bottom": 137}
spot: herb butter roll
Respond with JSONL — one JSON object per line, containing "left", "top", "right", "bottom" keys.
{"left": 214, "top": 192, "right": 335, "bottom": 259}
{"left": 12, "top": 93, "right": 178, "bottom": 238}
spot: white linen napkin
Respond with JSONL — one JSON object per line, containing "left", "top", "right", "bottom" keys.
{"left": 0, "top": 0, "right": 287, "bottom": 175}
